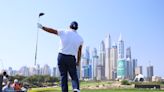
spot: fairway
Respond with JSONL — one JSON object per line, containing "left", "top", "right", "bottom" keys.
{"left": 29, "top": 88, "right": 163, "bottom": 92}
{"left": 28, "top": 81, "right": 164, "bottom": 92}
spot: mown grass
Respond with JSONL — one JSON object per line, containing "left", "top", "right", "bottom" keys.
{"left": 28, "top": 87, "right": 58, "bottom": 92}
{"left": 29, "top": 88, "right": 163, "bottom": 92}
{"left": 28, "top": 81, "right": 163, "bottom": 92}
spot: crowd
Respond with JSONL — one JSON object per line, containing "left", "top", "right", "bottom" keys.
{"left": 1, "top": 71, "right": 27, "bottom": 92}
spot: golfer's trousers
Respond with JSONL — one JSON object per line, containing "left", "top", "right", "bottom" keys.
{"left": 58, "top": 53, "right": 79, "bottom": 92}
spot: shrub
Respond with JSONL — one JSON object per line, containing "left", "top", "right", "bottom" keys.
{"left": 121, "top": 80, "right": 130, "bottom": 85}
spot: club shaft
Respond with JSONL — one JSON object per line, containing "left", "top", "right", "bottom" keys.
{"left": 34, "top": 17, "right": 40, "bottom": 66}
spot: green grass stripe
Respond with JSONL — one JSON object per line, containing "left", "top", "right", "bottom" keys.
{"left": 28, "top": 88, "right": 163, "bottom": 92}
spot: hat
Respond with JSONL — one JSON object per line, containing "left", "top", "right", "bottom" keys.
{"left": 70, "top": 21, "right": 78, "bottom": 30}
{"left": 14, "top": 79, "right": 18, "bottom": 83}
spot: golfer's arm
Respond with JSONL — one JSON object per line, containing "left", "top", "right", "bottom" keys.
{"left": 77, "top": 45, "right": 82, "bottom": 65}
{"left": 42, "top": 26, "right": 58, "bottom": 35}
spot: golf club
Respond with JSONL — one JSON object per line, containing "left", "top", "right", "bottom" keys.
{"left": 34, "top": 12, "right": 45, "bottom": 66}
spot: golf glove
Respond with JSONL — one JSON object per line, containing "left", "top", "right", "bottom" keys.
{"left": 37, "top": 23, "right": 43, "bottom": 29}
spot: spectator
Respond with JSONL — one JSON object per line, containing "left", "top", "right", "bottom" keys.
{"left": 2, "top": 81, "right": 14, "bottom": 92}
{"left": 12, "top": 79, "right": 21, "bottom": 91}
{"left": 2, "top": 71, "right": 9, "bottom": 86}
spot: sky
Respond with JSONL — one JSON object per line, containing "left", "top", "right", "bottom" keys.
{"left": 0, "top": 0, "right": 164, "bottom": 77}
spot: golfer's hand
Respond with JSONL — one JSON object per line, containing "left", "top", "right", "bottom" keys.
{"left": 37, "top": 23, "right": 43, "bottom": 29}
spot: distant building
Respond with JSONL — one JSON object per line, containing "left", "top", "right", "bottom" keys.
{"left": 117, "top": 59, "right": 126, "bottom": 79}
{"left": 99, "top": 40, "right": 105, "bottom": 80}
{"left": 135, "top": 66, "right": 143, "bottom": 75}
{"left": 132, "top": 59, "right": 137, "bottom": 79}
{"left": 126, "top": 47, "right": 131, "bottom": 59}
{"left": 147, "top": 65, "right": 154, "bottom": 81}
{"left": 92, "top": 48, "right": 99, "bottom": 80}
{"left": 152, "top": 76, "right": 162, "bottom": 82}
{"left": 19, "top": 66, "right": 29, "bottom": 76}
{"left": 81, "top": 47, "right": 91, "bottom": 79}
{"left": 96, "top": 65, "right": 102, "bottom": 80}
{"left": 104, "top": 34, "right": 111, "bottom": 80}
{"left": 117, "top": 34, "right": 125, "bottom": 80}
{"left": 12, "top": 70, "right": 18, "bottom": 76}
{"left": 126, "top": 58, "right": 132, "bottom": 79}
{"left": 126, "top": 47, "right": 132, "bottom": 79}
{"left": 36, "top": 64, "right": 41, "bottom": 75}
{"left": 110, "top": 43, "right": 117, "bottom": 80}
{"left": 117, "top": 34, "right": 124, "bottom": 60}
{"left": 52, "top": 67, "right": 56, "bottom": 77}
{"left": 42, "top": 64, "right": 51, "bottom": 75}
{"left": 29, "top": 67, "right": 37, "bottom": 76}
{"left": 7, "top": 67, "right": 13, "bottom": 76}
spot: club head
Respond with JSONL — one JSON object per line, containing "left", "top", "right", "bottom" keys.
{"left": 39, "top": 13, "right": 45, "bottom": 17}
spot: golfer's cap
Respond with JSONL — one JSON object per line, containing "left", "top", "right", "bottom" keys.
{"left": 70, "top": 21, "right": 78, "bottom": 30}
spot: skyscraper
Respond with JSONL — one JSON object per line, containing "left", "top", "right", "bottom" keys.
{"left": 135, "top": 66, "right": 143, "bottom": 75}
{"left": 126, "top": 58, "right": 132, "bottom": 79}
{"left": 117, "top": 59, "right": 126, "bottom": 79}
{"left": 110, "top": 43, "right": 117, "bottom": 80}
{"left": 118, "top": 34, "right": 124, "bottom": 60}
{"left": 117, "top": 34, "right": 125, "bottom": 79}
{"left": 96, "top": 65, "right": 102, "bottom": 80}
{"left": 36, "top": 64, "right": 40, "bottom": 75}
{"left": 81, "top": 46, "right": 91, "bottom": 79}
{"left": 52, "top": 67, "right": 56, "bottom": 77}
{"left": 42, "top": 64, "right": 51, "bottom": 75}
{"left": 99, "top": 40, "right": 105, "bottom": 80}
{"left": 29, "top": 67, "right": 37, "bottom": 76}
{"left": 126, "top": 47, "right": 132, "bottom": 79}
{"left": 7, "top": 67, "right": 13, "bottom": 76}
{"left": 147, "top": 65, "right": 154, "bottom": 81}
{"left": 19, "top": 66, "right": 29, "bottom": 76}
{"left": 92, "top": 48, "right": 99, "bottom": 80}
{"left": 126, "top": 47, "right": 131, "bottom": 59}
{"left": 104, "top": 34, "right": 111, "bottom": 80}
{"left": 80, "top": 55, "right": 85, "bottom": 80}
{"left": 132, "top": 59, "right": 137, "bottom": 79}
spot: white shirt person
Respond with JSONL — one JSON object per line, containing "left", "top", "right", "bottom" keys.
{"left": 38, "top": 21, "right": 83, "bottom": 92}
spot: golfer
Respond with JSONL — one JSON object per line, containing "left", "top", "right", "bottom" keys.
{"left": 38, "top": 21, "right": 83, "bottom": 92}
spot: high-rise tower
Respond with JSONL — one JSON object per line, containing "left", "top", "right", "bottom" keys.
{"left": 132, "top": 59, "right": 137, "bottom": 79}
{"left": 99, "top": 40, "right": 105, "bottom": 80}
{"left": 104, "top": 34, "right": 111, "bottom": 80}
{"left": 81, "top": 46, "right": 92, "bottom": 79}
{"left": 126, "top": 47, "right": 131, "bottom": 59}
{"left": 110, "top": 43, "right": 118, "bottom": 80}
{"left": 126, "top": 47, "right": 132, "bottom": 79}
{"left": 118, "top": 34, "right": 124, "bottom": 60}
{"left": 147, "top": 65, "right": 154, "bottom": 81}
{"left": 92, "top": 48, "right": 99, "bottom": 80}
{"left": 117, "top": 34, "right": 125, "bottom": 79}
